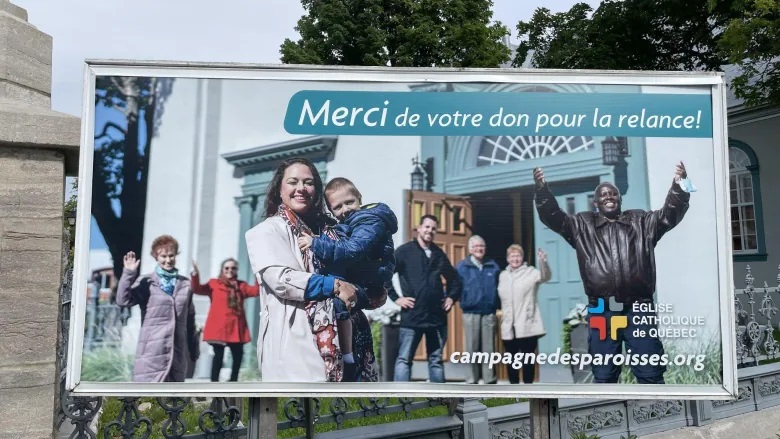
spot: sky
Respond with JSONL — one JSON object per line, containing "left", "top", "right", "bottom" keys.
{"left": 14, "top": 0, "right": 589, "bottom": 117}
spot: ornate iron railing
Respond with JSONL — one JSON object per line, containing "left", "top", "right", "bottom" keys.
{"left": 57, "top": 396, "right": 460, "bottom": 438}
{"left": 735, "top": 265, "right": 780, "bottom": 368}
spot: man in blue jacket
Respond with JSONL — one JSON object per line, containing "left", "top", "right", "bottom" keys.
{"left": 456, "top": 235, "right": 501, "bottom": 384}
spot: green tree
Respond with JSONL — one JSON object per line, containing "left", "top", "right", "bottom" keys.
{"left": 280, "top": 0, "right": 511, "bottom": 67}
{"left": 64, "top": 178, "right": 78, "bottom": 266}
{"left": 514, "top": 0, "right": 731, "bottom": 71}
{"left": 92, "top": 77, "right": 174, "bottom": 284}
{"left": 716, "top": 0, "right": 780, "bottom": 106}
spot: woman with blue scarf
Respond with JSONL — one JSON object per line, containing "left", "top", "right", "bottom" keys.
{"left": 116, "top": 235, "right": 198, "bottom": 383}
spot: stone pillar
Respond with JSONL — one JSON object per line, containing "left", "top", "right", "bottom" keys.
{"left": 454, "top": 398, "right": 490, "bottom": 438}
{"left": 0, "top": 1, "right": 80, "bottom": 438}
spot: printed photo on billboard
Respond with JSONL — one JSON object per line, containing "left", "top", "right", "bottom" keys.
{"left": 67, "top": 63, "right": 736, "bottom": 398}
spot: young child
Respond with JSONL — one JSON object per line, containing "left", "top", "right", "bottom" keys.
{"left": 298, "top": 177, "right": 398, "bottom": 381}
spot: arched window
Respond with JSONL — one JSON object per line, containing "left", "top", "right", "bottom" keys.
{"left": 474, "top": 85, "right": 596, "bottom": 167}
{"left": 476, "top": 135, "right": 595, "bottom": 166}
{"left": 729, "top": 140, "right": 766, "bottom": 260}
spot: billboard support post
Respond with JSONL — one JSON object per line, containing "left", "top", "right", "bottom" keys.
{"left": 248, "top": 398, "right": 277, "bottom": 438}
{"left": 530, "top": 398, "right": 557, "bottom": 439}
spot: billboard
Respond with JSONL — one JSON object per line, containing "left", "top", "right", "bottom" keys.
{"left": 67, "top": 62, "right": 736, "bottom": 399}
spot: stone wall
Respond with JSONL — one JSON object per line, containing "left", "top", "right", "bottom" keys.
{"left": 0, "top": 1, "right": 80, "bottom": 437}
{"left": 0, "top": 147, "right": 66, "bottom": 438}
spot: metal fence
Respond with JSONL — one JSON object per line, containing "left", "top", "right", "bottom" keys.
{"left": 734, "top": 265, "right": 780, "bottom": 368}
{"left": 55, "top": 251, "right": 780, "bottom": 438}
{"left": 83, "top": 302, "right": 126, "bottom": 352}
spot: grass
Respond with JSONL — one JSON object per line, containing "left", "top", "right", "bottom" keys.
{"left": 96, "top": 396, "right": 522, "bottom": 438}
{"left": 80, "top": 348, "right": 133, "bottom": 382}
{"left": 619, "top": 335, "right": 723, "bottom": 385}
{"left": 565, "top": 327, "right": 724, "bottom": 385}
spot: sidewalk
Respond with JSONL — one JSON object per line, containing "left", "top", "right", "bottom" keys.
{"left": 640, "top": 404, "right": 780, "bottom": 439}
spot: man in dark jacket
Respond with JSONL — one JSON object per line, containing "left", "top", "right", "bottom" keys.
{"left": 388, "top": 214, "right": 463, "bottom": 383}
{"left": 534, "top": 162, "right": 691, "bottom": 384}
{"left": 456, "top": 235, "right": 501, "bottom": 384}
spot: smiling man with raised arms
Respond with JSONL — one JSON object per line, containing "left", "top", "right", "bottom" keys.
{"left": 533, "top": 162, "right": 692, "bottom": 384}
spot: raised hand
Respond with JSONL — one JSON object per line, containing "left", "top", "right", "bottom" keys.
{"left": 123, "top": 251, "right": 140, "bottom": 271}
{"left": 533, "top": 167, "right": 546, "bottom": 188}
{"left": 674, "top": 161, "right": 687, "bottom": 182}
{"left": 537, "top": 248, "right": 547, "bottom": 262}
{"left": 191, "top": 260, "right": 200, "bottom": 277}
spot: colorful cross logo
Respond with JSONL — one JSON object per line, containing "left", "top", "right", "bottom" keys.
{"left": 588, "top": 297, "right": 628, "bottom": 341}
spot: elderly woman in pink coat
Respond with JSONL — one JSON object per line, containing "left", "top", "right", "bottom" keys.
{"left": 116, "top": 235, "right": 197, "bottom": 383}
{"left": 497, "top": 244, "right": 551, "bottom": 384}
{"left": 245, "top": 158, "right": 362, "bottom": 382}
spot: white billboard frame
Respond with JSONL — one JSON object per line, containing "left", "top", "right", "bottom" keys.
{"left": 67, "top": 60, "right": 736, "bottom": 400}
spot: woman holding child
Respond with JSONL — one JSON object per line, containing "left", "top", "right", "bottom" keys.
{"left": 245, "top": 158, "right": 392, "bottom": 382}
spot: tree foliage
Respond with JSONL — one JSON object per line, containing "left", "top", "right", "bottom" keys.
{"left": 514, "top": 0, "right": 732, "bottom": 72}
{"left": 92, "top": 77, "right": 174, "bottom": 284}
{"left": 280, "top": 0, "right": 511, "bottom": 67}
{"left": 717, "top": 0, "right": 780, "bottom": 106}
{"left": 64, "top": 178, "right": 78, "bottom": 267}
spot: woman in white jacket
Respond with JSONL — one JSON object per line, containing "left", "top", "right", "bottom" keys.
{"left": 497, "top": 244, "right": 551, "bottom": 384}
{"left": 245, "top": 158, "right": 360, "bottom": 382}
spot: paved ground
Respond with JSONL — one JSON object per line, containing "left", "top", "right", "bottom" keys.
{"left": 640, "top": 404, "right": 780, "bottom": 439}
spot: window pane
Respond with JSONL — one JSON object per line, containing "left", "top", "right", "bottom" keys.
{"left": 742, "top": 187, "right": 753, "bottom": 203}
{"left": 452, "top": 206, "right": 464, "bottom": 232}
{"left": 730, "top": 189, "right": 739, "bottom": 204}
{"left": 742, "top": 205, "right": 755, "bottom": 220}
{"left": 412, "top": 201, "right": 424, "bottom": 226}
{"left": 744, "top": 220, "right": 756, "bottom": 235}
{"left": 730, "top": 147, "right": 751, "bottom": 169}
{"left": 731, "top": 221, "right": 741, "bottom": 235}
{"left": 740, "top": 174, "right": 752, "bottom": 189}
{"left": 733, "top": 236, "right": 743, "bottom": 251}
{"left": 730, "top": 176, "right": 737, "bottom": 190}
{"left": 433, "top": 204, "right": 443, "bottom": 223}
{"left": 731, "top": 206, "right": 740, "bottom": 220}
{"left": 746, "top": 234, "right": 758, "bottom": 250}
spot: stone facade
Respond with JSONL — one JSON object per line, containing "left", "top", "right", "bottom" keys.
{"left": 0, "top": 1, "right": 79, "bottom": 437}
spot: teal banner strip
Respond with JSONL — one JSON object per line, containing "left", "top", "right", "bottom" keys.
{"left": 283, "top": 91, "right": 713, "bottom": 138}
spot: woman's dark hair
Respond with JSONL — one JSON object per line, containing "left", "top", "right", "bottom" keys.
{"left": 263, "top": 158, "right": 329, "bottom": 225}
